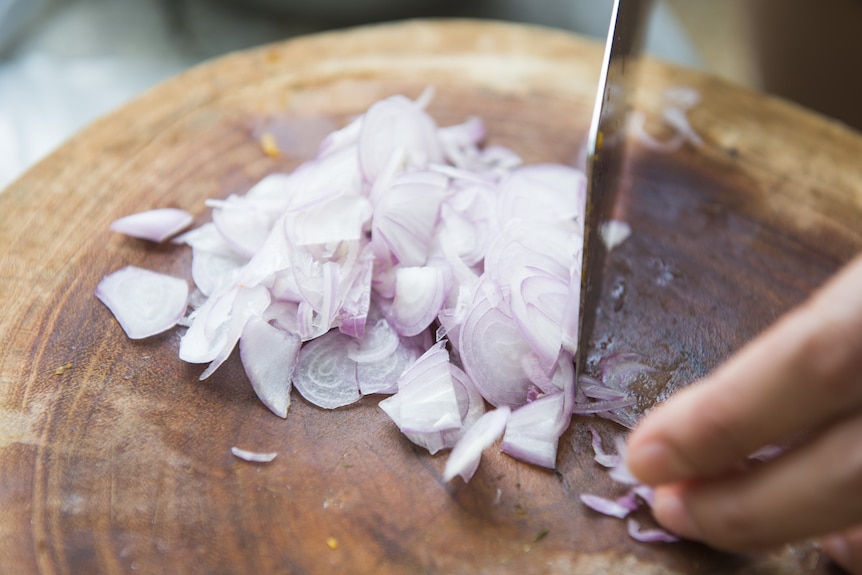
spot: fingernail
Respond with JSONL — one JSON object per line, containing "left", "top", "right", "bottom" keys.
{"left": 652, "top": 490, "right": 702, "bottom": 541}
{"left": 820, "top": 535, "right": 851, "bottom": 571}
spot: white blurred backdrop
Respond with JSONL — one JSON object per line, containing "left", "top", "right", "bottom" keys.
{"left": 0, "top": 0, "right": 700, "bottom": 190}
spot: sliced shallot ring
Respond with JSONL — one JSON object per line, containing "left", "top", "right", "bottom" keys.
{"left": 292, "top": 329, "right": 360, "bottom": 409}
{"left": 347, "top": 318, "right": 400, "bottom": 363}
{"left": 176, "top": 223, "right": 248, "bottom": 297}
{"left": 358, "top": 95, "right": 442, "bottom": 181}
{"left": 209, "top": 195, "right": 276, "bottom": 257}
{"left": 357, "top": 338, "right": 420, "bottom": 396}
{"left": 458, "top": 292, "right": 534, "bottom": 407}
{"left": 387, "top": 266, "right": 447, "bottom": 337}
{"left": 497, "top": 164, "right": 586, "bottom": 225}
{"left": 508, "top": 268, "right": 568, "bottom": 374}
{"left": 587, "top": 425, "right": 622, "bottom": 468}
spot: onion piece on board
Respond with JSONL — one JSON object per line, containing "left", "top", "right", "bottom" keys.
{"left": 581, "top": 428, "right": 679, "bottom": 544}
{"left": 387, "top": 266, "right": 447, "bottom": 337}
{"left": 347, "top": 318, "right": 400, "bottom": 364}
{"left": 628, "top": 518, "right": 680, "bottom": 543}
{"left": 292, "top": 329, "right": 360, "bottom": 409}
{"left": 579, "top": 494, "right": 632, "bottom": 519}
{"left": 356, "top": 336, "right": 421, "bottom": 396}
{"left": 358, "top": 94, "right": 442, "bottom": 182}
{"left": 500, "top": 390, "right": 569, "bottom": 469}
{"left": 458, "top": 292, "right": 535, "bottom": 407}
{"left": 96, "top": 88, "right": 700, "bottom": 489}
{"left": 198, "top": 285, "right": 271, "bottom": 380}
{"left": 443, "top": 406, "right": 511, "bottom": 483}
{"left": 403, "top": 363, "right": 486, "bottom": 454}
{"left": 239, "top": 315, "right": 301, "bottom": 418}
{"left": 95, "top": 266, "right": 189, "bottom": 339}
{"left": 231, "top": 447, "right": 278, "bottom": 463}
{"left": 378, "top": 341, "right": 461, "bottom": 433}
{"left": 110, "top": 208, "right": 193, "bottom": 243}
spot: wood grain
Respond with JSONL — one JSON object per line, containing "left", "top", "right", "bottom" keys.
{"left": 1, "top": 19, "right": 861, "bottom": 575}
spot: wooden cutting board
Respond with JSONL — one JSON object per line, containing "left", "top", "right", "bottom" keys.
{"left": 2, "top": 20, "right": 861, "bottom": 575}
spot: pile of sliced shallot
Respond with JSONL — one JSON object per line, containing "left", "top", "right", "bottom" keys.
{"left": 96, "top": 88, "right": 695, "bottom": 543}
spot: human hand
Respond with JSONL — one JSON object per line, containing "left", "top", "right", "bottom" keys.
{"left": 626, "top": 253, "right": 862, "bottom": 573}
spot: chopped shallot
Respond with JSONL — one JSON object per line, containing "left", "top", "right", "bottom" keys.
{"left": 110, "top": 208, "right": 193, "bottom": 243}
{"left": 292, "top": 330, "right": 361, "bottom": 409}
{"left": 240, "top": 315, "right": 301, "bottom": 418}
{"left": 378, "top": 341, "right": 461, "bottom": 433}
{"left": 580, "top": 494, "right": 633, "bottom": 519}
{"left": 96, "top": 88, "right": 696, "bottom": 498}
{"left": 628, "top": 518, "right": 680, "bottom": 543}
{"left": 95, "top": 266, "right": 188, "bottom": 339}
{"left": 443, "top": 407, "right": 511, "bottom": 483}
{"left": 580, "top": 425, "right": 679, "bottom": 543}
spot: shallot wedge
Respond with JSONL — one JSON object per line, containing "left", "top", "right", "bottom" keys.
{"left": 378, "top": 341, "right": 461, "bottom": 433}
{"left": 579, "top": 494, "right": 633, "bottom": 519}
{"left": 110, "top": 208, "right": 193, "bottom": 243}
{"left": 95, "top": 266, "right": 188, "bottom": 339}
{"left": 402, "top": 363, "right": 486, "bottom": 454}
{"left": 231, "top": 447, "right": 278, "bottom": 463}
{"left": 500, "top": 390, "right": 570, "bottom": 469}
{"left": 628, "top": 519, "right": 680, "bottom": 543}
{"left": 239, "top": 315, "right": 301, "bottom": 418}
{"left": 387, "top": 266, "right": 447, "bottom": 337}
{"left": 443, "top": 407, "right": 511, "bottom": 483}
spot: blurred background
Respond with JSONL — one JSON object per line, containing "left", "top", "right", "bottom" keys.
{"left": 1, "top": 0, "right": 860, "bottom": 190}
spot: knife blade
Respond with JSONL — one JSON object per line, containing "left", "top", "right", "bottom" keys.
{"left": 576, "top": 0, "right": 654, "bottom": 378}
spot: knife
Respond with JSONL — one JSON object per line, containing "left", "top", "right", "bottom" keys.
{"left": 576, "top": 0, "right": 654, "bottom": 378}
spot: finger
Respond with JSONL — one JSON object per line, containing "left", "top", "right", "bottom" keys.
{"left": 649, "top": 413, "right": 862, "bottom": 552}
{"left": 821, "top": 524, "right": 862, "bottom": 575}
{"left": 627, "top": 253, "right": 862, "bottom": 485}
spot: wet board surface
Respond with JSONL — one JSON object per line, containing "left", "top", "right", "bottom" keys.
{"left": 1, "top": 20, "right": 861, "bottom": 575}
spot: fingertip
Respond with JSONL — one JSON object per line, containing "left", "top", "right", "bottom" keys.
{"left": 626, "top": 423, "right": 692, "bottom": 485}
{"left": 625, "top": 438, "right": 673, "bottom": 484}
{"left": 820, "top": 535, "right": 852, "bottom": 572}
{"left": 652, "top": 486, "right": 703, "bottom": 542}
{"left": 821, "top": 528, "right": 862, "bottom": 574}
